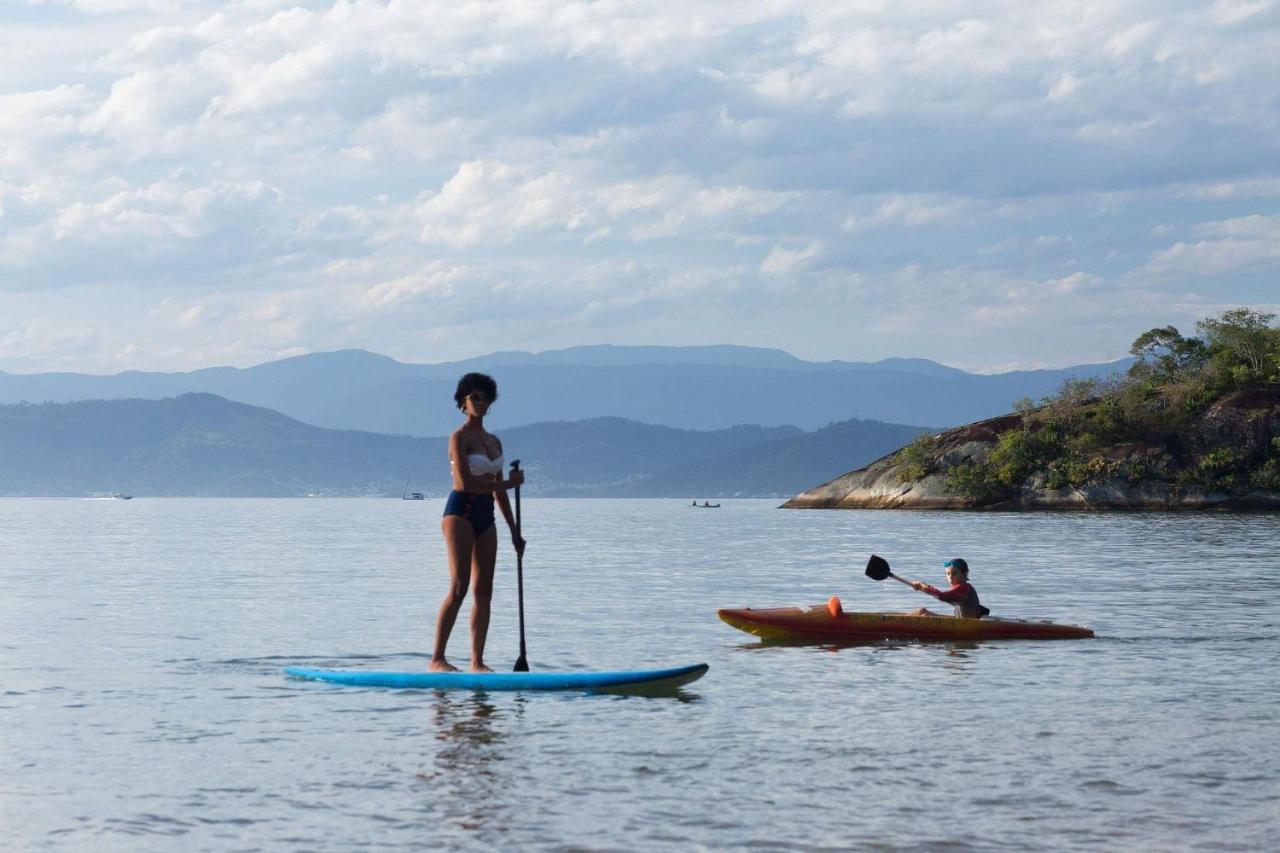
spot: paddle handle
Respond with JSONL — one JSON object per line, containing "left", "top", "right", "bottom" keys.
{"left": 511, "top": 460, "right": 529, "bottom": 672}
{"left": 512, "top": 459, "right": 522, "bottom": 537}
{"left": 889, "top": 573, "right": 915, "bottom": 588}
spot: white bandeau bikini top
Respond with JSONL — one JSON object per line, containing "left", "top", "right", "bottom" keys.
{"left": 453, "top": 453, "right": 504, "bottom": 477}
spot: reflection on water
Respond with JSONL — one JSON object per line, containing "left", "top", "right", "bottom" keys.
{"left": 417, "top": 692, "right": 521, "bottom": 834}
{"left": 429, "top": 691, "right": 510, "bottom": 755}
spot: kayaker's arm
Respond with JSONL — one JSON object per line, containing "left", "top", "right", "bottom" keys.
{"left": 911, "top": 581, "right": 944, "bottom": 599}
{"left": 932, "top": 583, "right": 971, "bottom": 603}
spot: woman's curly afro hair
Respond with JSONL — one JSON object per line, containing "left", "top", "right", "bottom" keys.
{"left": 454, "top": 372, "right": 498, "bottom": 410}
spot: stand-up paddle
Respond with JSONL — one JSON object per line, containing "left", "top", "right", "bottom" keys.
{"left": 511, "top": 460, "right": 529, "bottom": 672}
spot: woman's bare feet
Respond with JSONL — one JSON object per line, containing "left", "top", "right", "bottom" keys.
{"left": 470, "top": 661, "right": 493, "bottom": 673}
{"left": 429, "top": 658, "right": 459, "bottom": 673}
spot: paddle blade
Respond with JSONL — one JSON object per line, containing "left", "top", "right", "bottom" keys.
{"left": 866, "top": 554, "right": 892, "bottom": 581}
{"left": 513, "top": 656, "right": 529, "bottom": 672}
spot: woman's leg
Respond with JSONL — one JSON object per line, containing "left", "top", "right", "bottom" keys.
{"left": 431, "top": 515, "right": 474, "bottom": 672}
{"left": 468, "top": 525, "right": 499, "bottom": 672}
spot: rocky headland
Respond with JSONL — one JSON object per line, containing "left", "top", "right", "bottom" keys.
{"left": 783, "top": 383, "right": 1280, "bottom": 511}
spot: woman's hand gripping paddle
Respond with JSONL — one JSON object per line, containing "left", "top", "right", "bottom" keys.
{"left": 511, "top": 460, "right": 529, "bottom": 672}
{"left": 865, "top": 554, "right": 917, "bottom": 590}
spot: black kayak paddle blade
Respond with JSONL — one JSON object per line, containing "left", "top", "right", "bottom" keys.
{"left": 866, "top": 554, "right": 892, "bottom": 581}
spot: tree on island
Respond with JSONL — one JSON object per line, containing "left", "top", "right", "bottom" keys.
{"left": 894, "top": 308, "right": 1280, "bottom": 503}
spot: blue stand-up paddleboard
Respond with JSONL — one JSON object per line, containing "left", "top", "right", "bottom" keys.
{"left": 284, "top": 663, "right": 709, "bottom": 694}
{"left": 287, "top": 464, "right": 709, "bottom": 696}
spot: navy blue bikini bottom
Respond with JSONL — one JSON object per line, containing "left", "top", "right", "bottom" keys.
{"left": 443, "top": 490, "right": 495, "bottom": 538}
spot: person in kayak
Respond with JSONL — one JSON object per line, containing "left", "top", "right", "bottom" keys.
{"left": 908, "top": 558, "right": 989, "bottom": 618}
{"left": 431, "top": 372, "right": 525, "bottom": 673}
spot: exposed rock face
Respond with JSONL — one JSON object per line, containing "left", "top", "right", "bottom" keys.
{"left": 783, "top": 385, "right": 1280, "bottom": 511}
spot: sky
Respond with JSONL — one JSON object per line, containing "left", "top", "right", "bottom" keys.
{"left": 1, "top": 0, "right": 1278, "bottom": 375}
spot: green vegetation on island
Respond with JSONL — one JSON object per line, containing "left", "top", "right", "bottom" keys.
{"left": 906, "top": 309, "right": 1280, "bottom": 502}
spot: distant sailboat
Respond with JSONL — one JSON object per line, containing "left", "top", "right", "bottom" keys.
{"left": 112, "top": 493, "right": 133, "bottom": 500}
{"left": 402, "top": 477, "right": 425, "bottom": 500}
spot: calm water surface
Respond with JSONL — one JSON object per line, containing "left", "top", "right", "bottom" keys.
{"left": 1, "top": 498, "right": 1277, "bottom": 851}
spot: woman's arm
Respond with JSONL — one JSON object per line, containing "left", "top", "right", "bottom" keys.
{"left": 495, "top": 489, "right": 525, "bottom": 555}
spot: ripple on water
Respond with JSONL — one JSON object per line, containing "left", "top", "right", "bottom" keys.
{"left": 2, "top": 499, "right": 1278, "bottom": 850}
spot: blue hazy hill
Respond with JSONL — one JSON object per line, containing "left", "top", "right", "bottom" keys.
{"left": 0, "top": 345, "right": 1128, "bottom": 436}
{"left": 0, "top": 394, "right": 929, "bottom": 497}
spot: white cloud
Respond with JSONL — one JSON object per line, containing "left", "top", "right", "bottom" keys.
{"left": 0, "top": 86, "right": 95, "bottom": 169}
{"left": 98, "top": 24, "right": 211, "bottom": 70}
{"left": 0, "top": 0, "right": 1277, "bottom": 373}
{"left": 1045, "top": 271, "right": 1100, "bottom": 293}
{"left": 1139, "top": 214, "right": 1280, "bottom": 278}
{"left": 1046, "top": 71, "right": 1081, "bottom": 101}
{"left": 406, "top": 161, "right": 792, "bottom": 249}
{"left": 361, "top": 263, "right": 473, "bottom": 310}
{"left": 81, "top": 67, "right": 215, "bottom": 142}
{"left": 0, "top": 316, "right": 102, "bottom": 367}
{"left": 1105, "top": 22, "right": 1156, "bottom": 57}
{"left": 841, "top": 194, "right": 983, "bottom": 233}
{"left": 761, "top": 242, "right": 821, "bottom": 275}
{"left": 0, "top": 177, "right": 303, "bottom": 295}
{"left": 1210, "top": 0, "right": 1274, "bottom": 26}
{"left": 1179, "top": 177, "right": 1280, "bottom": 199}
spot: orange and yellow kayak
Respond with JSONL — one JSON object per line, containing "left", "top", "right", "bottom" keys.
{"left": 718, "top": 604, "right": 1094, "bottom": 642}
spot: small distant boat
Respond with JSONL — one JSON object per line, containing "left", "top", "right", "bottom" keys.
{"left": 691, "top": 500, "right": 721, "bottom": 508}
{"left": 402, "top": 477, "right": 425, "bottom": 500}
{"left": 112, "top": 493, "right": 133, "bottom": 500}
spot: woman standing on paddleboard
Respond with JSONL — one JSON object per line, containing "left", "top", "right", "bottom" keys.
{"left": 430, "top": 373, "right": 525, "bottom": 673}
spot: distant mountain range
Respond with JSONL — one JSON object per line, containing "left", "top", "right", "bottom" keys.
{"left": 0, "top": 394, "right": 931, "bottom": 498}
{"left": 0, "top": 345, "right": 1129, "bottom": 436}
